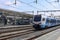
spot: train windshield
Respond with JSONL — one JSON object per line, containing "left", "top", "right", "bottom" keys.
{"left": 34, "top": 15, "right": 41, "bottom": 22}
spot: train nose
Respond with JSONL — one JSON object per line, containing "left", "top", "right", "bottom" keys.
{"left": 33, "top": 24, "right": 41, "bottom": 30}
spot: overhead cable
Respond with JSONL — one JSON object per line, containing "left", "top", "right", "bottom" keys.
{"left": 45, "top": 0, "right": 57, "bottom": 8}
{"left": 17, "top": 0, "right": 43, "bottom": 10}
{"left": 27, "top": 0, "right": 49, "bottom": 10}
{"left": 0, "top": 3, "right": 24, "bottom": 11}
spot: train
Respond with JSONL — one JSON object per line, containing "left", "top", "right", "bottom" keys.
{"left": 33, "top": 15, "right": 60, "bottom": 30}
{"left": 7, "top": 18, "right": 30, "bottom": 25}
{"left": 16, "top": 19, "right": 30, "bottom": 25}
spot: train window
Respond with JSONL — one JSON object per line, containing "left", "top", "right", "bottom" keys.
{"left": 34, "top": 15, "right": 41, "bottom": 21}
{"left": 46, "top": 19, "right": 51, "bottom": 23}
{"left": 42, "top": 18, "right": 45, "bottom": 21}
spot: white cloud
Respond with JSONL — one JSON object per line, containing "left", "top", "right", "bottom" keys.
{"left": 16, "top": 1, "right": 21, "bottom": 6}
{"left": 8, "top": 7, "right": 16, "bottom": 10}
{"left": 0, "top": 4, "right": 3, "bottom": 7}
{"left": 5, "top": 1, "right": 13, "bottom": 5}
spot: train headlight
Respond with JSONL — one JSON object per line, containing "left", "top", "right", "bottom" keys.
{"left": 33, "top": 22, "right": 41, "bottom": 24}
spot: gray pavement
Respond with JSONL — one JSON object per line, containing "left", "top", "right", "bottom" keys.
{"left": 35, "top": 28, "right": 60, "bottom": 40}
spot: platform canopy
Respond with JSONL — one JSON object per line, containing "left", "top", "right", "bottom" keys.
{"left": 0, "top": 8, "right": 33, "bottom": 18}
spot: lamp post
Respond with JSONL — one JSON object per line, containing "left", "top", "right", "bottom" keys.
{"left": 35, "top": 0, "right": 37, "bottom": 4}
{"left": 14, "top": 0, "right": 17, "bottom": 25}
{"left": 14, "top": 0, "right": 17, "bottom": 5}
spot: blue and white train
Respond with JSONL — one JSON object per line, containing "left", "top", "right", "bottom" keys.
{"left": 33, "top": 15, "right": 60, "bottom": 30}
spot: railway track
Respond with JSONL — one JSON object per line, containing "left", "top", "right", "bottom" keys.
{"left": 27, "top": 26, "right": 60, "bottom": 40}
{"left": 0, "top": 26, "right": 34, "bottom": 34}
{"left": 0, "top": 25, "right": 60, "bottom": 40}
{"left": 8, "top": 26, "right": 60, "bottom": 40}
{"left": 0, "top": 25, "right": 35, "bottom": 40}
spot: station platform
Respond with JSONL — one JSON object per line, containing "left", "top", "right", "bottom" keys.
{"left": 35, "top": 28, "right": 60, "bottom": 40}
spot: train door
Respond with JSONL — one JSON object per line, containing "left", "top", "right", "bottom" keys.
{"left": 41, "top": 16, "right": 46, "bottom": 28}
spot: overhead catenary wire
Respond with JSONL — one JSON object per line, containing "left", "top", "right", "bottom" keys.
{"left": 37, "top": 3, "right": 48, "bottom": 9}
{"left": 45, "top": 0, "right": 57, "bottom": 8}
{"left": 17, "top": 0, "right": 43, "bottom": 10}
{"left": 1, "top": 0, "right": 58, "bottom": 14}
{"left": 26, "top": 0, "right": 48, "bottom": 10}
{"left": 0, "top": 3, "right": 26, "bottom": 11}
{"left": 0, "top": 0, "right": 40, "bottom": 11}
{"left": 0, "top": 0, "right": 44, "bottom": 12}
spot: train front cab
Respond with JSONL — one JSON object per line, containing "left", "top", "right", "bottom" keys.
{"left": 33, "top": 15, "right": 41, "bottom": 30}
